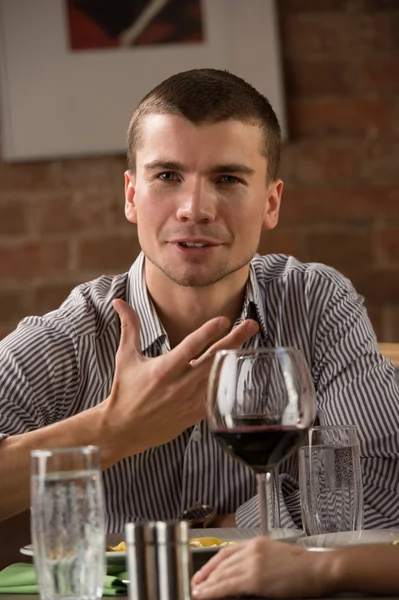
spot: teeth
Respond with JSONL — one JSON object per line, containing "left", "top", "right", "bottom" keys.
{"left": 182, "top": 242, "right": 206, "bottom": 248}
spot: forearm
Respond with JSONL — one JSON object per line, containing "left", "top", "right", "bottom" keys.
{"left": 326, "top": 545, "right": 399, "bottom": 595}
{"left": 0, "top": 401, "right": 134, "bottom": 521}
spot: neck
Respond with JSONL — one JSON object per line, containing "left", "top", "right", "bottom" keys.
{"left": 145, "top": 263, "right": 250, "bottom": 348}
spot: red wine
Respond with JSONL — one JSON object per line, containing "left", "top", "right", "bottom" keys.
{"left": 213, "top": 423, "right": 307, "bottom": 472}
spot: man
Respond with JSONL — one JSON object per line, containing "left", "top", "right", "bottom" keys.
{"left": 0, "top": 69, "right": 398, "bottom": 533}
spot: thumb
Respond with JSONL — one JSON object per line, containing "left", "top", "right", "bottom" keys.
{"left": 112, "top": 299, "right": 141, "bottom": 356}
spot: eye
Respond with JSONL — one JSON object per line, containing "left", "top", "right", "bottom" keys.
{"left": 157, "top": 171, "right": 180, "bottom": 181}
{"left": 218, "top": 175, "right": 241, "bottom": 185}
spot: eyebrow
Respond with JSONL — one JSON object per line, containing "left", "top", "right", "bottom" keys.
{"left": 144, "top": 160, "right": 184, "bottom": 171}
{"left": 144, "top": 160, "right": 255, "bottom": 176}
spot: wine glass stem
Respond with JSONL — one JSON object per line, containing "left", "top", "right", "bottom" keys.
{"left": 256, "top": 471, "right": 272, "bottom": 536}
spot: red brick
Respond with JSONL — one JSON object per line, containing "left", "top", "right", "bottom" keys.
{"left": 346, "top": 268, "right": 399, "bottom": 304}
{"left": 288, "top": 98, "right": 389, "bottom": 137}
{"left": 390, "top": 99, "right": 399, "bottom": 136}
{"left": 358, "top": 138, "right": 399, "bottom": 185}
{"left": 376, "top": 226, "right": 399, "bottom": 264}
{"left": 0, "top": 289, "right": 31, "bottom": 321}
{"left": 77, "top": 234, "right": 141, "bottom": 273}
{"left": 280, "top": 139, "right": 357, "bottom": 186}
{"left": 280, "top": 13, "right": 398, "bottom": 59}
{"left": 0, "top": 161, "right": 56, "bottom": 192}
{"left": 284, "top": 59, "right": 359, "bottom": 97}
{"left": 0, "top": 328, "right": 13, "bottom": 341}
{"left": 363, "top": 57, "right": 399, "bottom": 93}
{"left": 32, "top": 191, "right": 127, "bottom": 235}
{"left": 258, "top": 229, "right": 304, "bottom": 258}
{"left": 55, "top": 156, "right": 126, "bottom": 189}
{"left": 0, "top": 199, "right": 29, "bottom": 235}
{"left": 281, "top": 186, "right": 399, "bottom": 223}
{"left": 31, "top": 281, "right": 85, "bottom": 315}
{"left": 0, "top": 241, "right": 70, "bottom": 279}
{"left": 361, "top": 0, "right": 399, "bottom": 10}
{"left": 388, "top": 308, "right": 399, "bottom": 342}
{"left": 279, "top": 0, "right": 347, "bottom": 12}
{"left": 306, "top": 228, "right": 373, "bottom": 266}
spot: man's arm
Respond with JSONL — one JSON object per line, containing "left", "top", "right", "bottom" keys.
{"left": 0, "top": 300, "right": 258, "bottom": 521}
{"left": 234, "top": 267, "right": 399, "bottom": 529}
{"left": 312, "top": 275, "right": 399, "bottom": 527}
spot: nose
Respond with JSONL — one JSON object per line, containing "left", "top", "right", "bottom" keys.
{"left": 176, "top": 179, "right": 216, "bottom": 224}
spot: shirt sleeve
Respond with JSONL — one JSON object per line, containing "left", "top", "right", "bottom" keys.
{"left": 235, "top": 269, "right": 399, "bottom": 530}
{"left": 0, "top": 316, "right": 80, "bottom": 438}
{"left": 309, "top": 274, "right": 399, "bottom": 528}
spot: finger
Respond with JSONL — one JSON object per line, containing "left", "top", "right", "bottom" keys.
{"left": 165, "top": 316, "right": 231, "bottom": 369}
{"left": 192, "top": 572, "right": 248, "bottom": 599}
{"left": 193, "top": 319, "right": 259, "bottom": 366}
{"left": 112, "top": 299, "right": 141, "bottom": 356}
{"left": 191, "top": 543, "right": 242, "bottom": 584}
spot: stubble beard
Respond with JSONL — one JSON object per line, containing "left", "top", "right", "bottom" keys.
{"left": 143, "top": 252, "right": 256, "bottom": 288}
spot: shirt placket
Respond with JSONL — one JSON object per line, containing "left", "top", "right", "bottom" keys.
{"left": 180, "top": 420, "right": 203, "bottom": 512}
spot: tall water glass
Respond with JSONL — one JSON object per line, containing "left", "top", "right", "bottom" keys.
{"left": 299, "top": 425, "right": 363, "bottom": 535}
{"left": 30, "top": 446, "right": 105, "bottom": 600}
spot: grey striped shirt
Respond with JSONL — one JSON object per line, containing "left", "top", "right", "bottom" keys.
{"left": 1, "top": 252, "right": 398, "bottom": 532}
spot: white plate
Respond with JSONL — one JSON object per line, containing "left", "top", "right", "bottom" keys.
{"left": 21, "top": 527, "right": 303, "bottom": 562}
{"left": 20, "top": 544, "right": 126, "bottom": 565}
{"left": 298, "top": 528, "right": 399, "bottom": 550}
{"left": 187, "top": 527, "right": 304, "bottom": 552}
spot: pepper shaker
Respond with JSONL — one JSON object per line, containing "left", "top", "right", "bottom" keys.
{"left": 126, "top": 520, "right": 192, "bottom": 600}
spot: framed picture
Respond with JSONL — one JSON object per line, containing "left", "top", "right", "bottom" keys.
{"left": 0, "top": 0, "right": 286, "bottom": 161}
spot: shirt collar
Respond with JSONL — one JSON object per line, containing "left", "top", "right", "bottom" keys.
{"left": 126, "top": 252, "right": 268, "bottom": 353}
{"left": 126, "top": 252, "right": 167, "bottom": 354}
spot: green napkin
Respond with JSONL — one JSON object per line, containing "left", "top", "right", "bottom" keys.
{"left": 0, "top": 563, "right": 128, "bottom": 596}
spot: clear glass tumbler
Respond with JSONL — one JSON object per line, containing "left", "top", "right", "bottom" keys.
{"left": 299, "top": 425, "right": 363, "bottom": 536}
{"left": 30, "top": 446, "right": 105, "bottom": 600}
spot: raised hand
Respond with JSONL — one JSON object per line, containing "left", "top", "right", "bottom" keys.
{"left": 101, "top": 299, "right": 258, "bottom": 461}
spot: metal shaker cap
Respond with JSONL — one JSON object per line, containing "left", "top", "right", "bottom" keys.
{"left": 155, "top": 520, "right": 190, "bottom": 545}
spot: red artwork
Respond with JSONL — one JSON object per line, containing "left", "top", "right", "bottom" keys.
{"left": 66, "top": 0, "right": 204, "bottom": 50}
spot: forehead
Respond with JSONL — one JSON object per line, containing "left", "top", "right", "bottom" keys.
{"left": 136, "top": 114, "right": 266, "bottom": 168}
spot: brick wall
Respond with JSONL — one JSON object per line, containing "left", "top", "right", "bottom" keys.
{"left": 0, "top": 0, "right": 398, "bottom": 341}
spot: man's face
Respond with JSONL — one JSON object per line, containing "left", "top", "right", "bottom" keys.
{"left": 125, "top": 114, "right": 282, "bottom": 288}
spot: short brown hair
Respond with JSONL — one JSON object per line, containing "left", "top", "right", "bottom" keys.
{"left": 127, "top": 68, "right": 281, "bottom": 181}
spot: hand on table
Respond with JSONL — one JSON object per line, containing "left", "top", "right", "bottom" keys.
{"left": 191, "top": 537, "right": 333, "bottom": 599}
{"left": 102, "top": 299, "right": 258, "bottom": 460}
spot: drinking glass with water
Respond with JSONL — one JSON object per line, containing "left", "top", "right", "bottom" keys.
{"left": 30, "top": 446, "right": 105, "bottom": 600}
{"left": 299, "top": 425, "right": 363, "bottom": 536}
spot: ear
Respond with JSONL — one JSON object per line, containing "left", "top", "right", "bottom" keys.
{"left": 261, "top": 179, "right": 283, "bottom": 231}
{"left": 125, "top": 170, "right": 138, "bottom": 224}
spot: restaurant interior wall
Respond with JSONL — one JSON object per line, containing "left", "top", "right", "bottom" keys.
{"left": 0, "top": 0, "right": 398, "bottom": 351}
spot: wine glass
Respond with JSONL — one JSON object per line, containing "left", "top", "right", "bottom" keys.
{"left": 207, "top": 347, "right": 316, "bottom": 536}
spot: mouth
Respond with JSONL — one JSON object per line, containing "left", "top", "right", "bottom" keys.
{"left": 177, "top": 241, "right": 214, "bottom": 248}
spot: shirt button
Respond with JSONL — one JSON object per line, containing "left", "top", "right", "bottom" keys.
{"left": 192, "top": 430, "right": 202, "bottom": 442}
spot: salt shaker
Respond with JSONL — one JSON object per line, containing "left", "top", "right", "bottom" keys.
{"left": 126, "top": 521, "right": 192, "bottom": 600}
{"left": 156, "top": 521, "right": 192, "bottom": 600}
{"left": 126, "top": 522, "right": 158, "bottom": 600}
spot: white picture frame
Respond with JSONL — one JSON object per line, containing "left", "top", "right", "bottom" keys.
{"left": 0, "top": 0, "right": 286, "bottom": 161}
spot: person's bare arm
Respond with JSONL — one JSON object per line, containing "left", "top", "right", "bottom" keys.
{"left": 0, "top": 300, "right": 258, "bottom": 521}
{"left": 191, "top": 537, "right": 399, "bottom": 599}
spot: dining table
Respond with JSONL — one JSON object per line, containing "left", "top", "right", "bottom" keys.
{"left": 1, "top": 595, "right": 399, "bottom": 600}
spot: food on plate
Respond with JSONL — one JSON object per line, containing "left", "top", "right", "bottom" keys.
{"left": 189, "top": 537, "right": 236, "bottom": 548}
{"left": 106, "top": 537, "right": 236, "bottom": 551}
{"left": 106, "top": 541, "right": 127, "bottom": 552}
